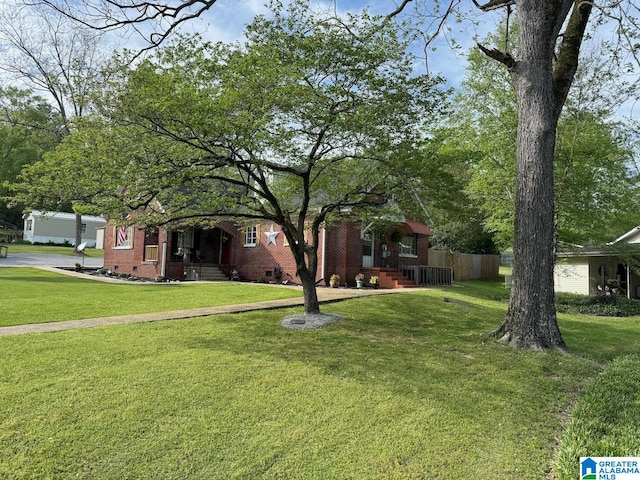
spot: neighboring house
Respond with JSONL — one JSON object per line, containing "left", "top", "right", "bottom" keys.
{"left": 555, "top": 226, "right": 640, "bottom": 298}
{"left": 102, "top": 218, "right": 438, "bottom": 288}
{"left": 22, "top": 210, "right": 107, "bottom": 247}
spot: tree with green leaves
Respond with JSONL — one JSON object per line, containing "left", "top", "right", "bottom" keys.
{"left": 470, "top": 0, "right": 640, "bottom": 349}
{"left": 0, "top": 87, "right": 63, "bottom": 226}
{"left": 33, "top": 0, "right": 640, "bottom": 349}
{"left": 93, "top": 1, "right": 445, "bottom": 315}
{"left": 412, "top": 132, "right": 500, "bottom": 255}
{"left": 438, "top": 29, "right": 640, "bottom": 253}
{"left": 0, "top": 1, "right": 108, "bottom": 248}
{"left": 7, "top": 119, "right": 119, "bottom": 245}
{"left": 394, "top": 0, "right": 640, "bottom": 349}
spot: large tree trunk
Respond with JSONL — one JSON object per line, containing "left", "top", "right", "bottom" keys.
{"left": 298, "top": 268, "right": 321, "bottom": 315}
{"left": 290, "top": 234, "right": 321, "bottom": 315}
{"left": 491, "top": 1, "right": 567, "bottom": 350}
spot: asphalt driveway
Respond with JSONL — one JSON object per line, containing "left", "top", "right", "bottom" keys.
{"left": 0, "top": 253, "right": 103, "bottom": 268}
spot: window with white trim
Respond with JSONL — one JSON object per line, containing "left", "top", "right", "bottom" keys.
{"left": 244, "top": 226, "right": 257, "bottom": 247}
{"left": 114, "top": 226, "right": 133, "bottom": 249}
{"left": 399, "top": 234, "right": 417, "bottom": 257}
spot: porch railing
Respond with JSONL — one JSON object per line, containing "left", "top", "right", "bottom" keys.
{"left": 400, "top": 265, "right": 453, "bottom": 286}
{"left": 144, "top": 245, "right": 159, "bottom": 262}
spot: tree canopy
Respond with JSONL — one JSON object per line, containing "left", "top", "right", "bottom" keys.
{"left": 0, "top": 87, "right": 63, "bottom": 225}
{"left": 88, "top": 0, "right": 446, "bottom": 313}
{"left": 435, "top": 27, "right": 640, "bottom": 252}
{"left": 8, "top": 118, "right": 118, "bottom": 216}
{"left": 0, "top": 1, "right": 110, "bottom": 246}
{"left": 20, "top": 0, "right": 640, "bottom": 349}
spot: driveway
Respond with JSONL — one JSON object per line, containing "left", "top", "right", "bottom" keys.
{"left": 0, "top": 253, "right": 104, "bottom": 268}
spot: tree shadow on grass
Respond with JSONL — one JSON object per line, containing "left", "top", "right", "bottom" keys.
{"left": 170, "top": 293, "right": 596, "bottom": 480}
{"left": 181, "top": 293, "right": 582, "bottom": 414}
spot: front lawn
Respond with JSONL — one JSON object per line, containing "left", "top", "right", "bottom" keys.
{"left": 553, "top": 354, "right": 640, "bottom": 479}
{"left": 2, "top": 277, "right": 637, "bottom": 478}
{"left": 0, "top": 268, "right": 301, "bottom": 327}
{"left": 4, "top": 243, "right": 104, "bottom": 258}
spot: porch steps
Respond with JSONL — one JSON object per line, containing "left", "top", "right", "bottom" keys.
{"left": 361, "top": 267, "right": 418, "bottom": 289}
{"left": 186, "top": 266, "right": 228, "bottom": 281}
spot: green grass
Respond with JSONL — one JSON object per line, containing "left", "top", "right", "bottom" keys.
{"left": 0, "top": 268, "right": 301, "bottom": 326}
{"left": 553, "top": 355, "right": 640, "bottom": 479}
{"left": 2, "top": 242, "right": 104, "bottom": 258}
{"left": 1, "top": 274, "right": 639, "bottom": 478}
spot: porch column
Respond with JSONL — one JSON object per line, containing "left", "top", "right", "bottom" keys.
{"left": 161, "top": 230, "right": 168, "bottom": 278}
{"left": 321, "top": 224, "right": 326, "bottom": 281}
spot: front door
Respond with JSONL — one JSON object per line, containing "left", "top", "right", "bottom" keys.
{"left": 194, "top": 228, "right": 222, "bottom": 264}
{"left": 362, "top": 228, "right": 374, "bottom": 267}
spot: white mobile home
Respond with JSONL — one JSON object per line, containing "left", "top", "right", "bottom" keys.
{"left": 22, "top": 210, "right": 107, "bottom": 247}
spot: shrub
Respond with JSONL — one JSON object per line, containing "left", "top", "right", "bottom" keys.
{"left": 494, "top": 291, "right": 640, "bottom": 317}
{"left": 555, "top": 292, "right": 640, "bottom": 317}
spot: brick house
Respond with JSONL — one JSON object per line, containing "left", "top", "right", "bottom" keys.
{"left": 102, "top": 218, "right": 432, "bottom": 288}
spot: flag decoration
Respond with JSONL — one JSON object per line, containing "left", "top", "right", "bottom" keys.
{"left": 116, "top": 226, "right": 128, "bottom": 246}
{"left": 116, "top": 213, "right": 132, "bottom": 247}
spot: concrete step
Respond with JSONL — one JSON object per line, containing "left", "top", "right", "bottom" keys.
{"left": 186, "top": 266, "right": 228, "bottom": 281}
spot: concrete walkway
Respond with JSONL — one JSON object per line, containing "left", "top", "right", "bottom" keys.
{"left": 0, "top": 266, "right": 418, "bottom": 337}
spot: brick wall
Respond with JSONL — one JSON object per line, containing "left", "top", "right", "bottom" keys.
{"left": 234, "top": 221, "right": 326, "bottom": 284}
{"left": 103, "top": 224, "right": 161, "bottom": 279}
{"left": 103, "top": 217, "right": 431, "bottom": 285}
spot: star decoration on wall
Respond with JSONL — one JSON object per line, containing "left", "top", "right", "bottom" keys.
{"left": 264, "top": 224, "right": 279, "bottom": 245}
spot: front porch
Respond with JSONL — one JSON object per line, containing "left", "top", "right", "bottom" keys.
{"left": 144, "top": 226, "right": 235, "bottom": 281}
{"left": 587, "top": 257, "right": 640, "bottom": 299}
{"left": 354, "top": 221, "right": 447, "bottom": 289}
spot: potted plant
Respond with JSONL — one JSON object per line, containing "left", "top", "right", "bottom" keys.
{"left": 355, "top": 273, "right": 365, "bottom": 288}
{"left": 607, "top": 278, "right": 620, "bottom": 295}
{"left": 369, "top": 275, "right": 379, "bottom": 288}
{"left": 330, "top": 274, "right": 340, "bottom": 288}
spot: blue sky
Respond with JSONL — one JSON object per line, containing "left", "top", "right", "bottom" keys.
{"left": 0, "top": 0, "right": 502, "bottom": 95}
{"left": 3, "top": 0, "right": 635, "bottom": 116}
{"left": 171, "top": 0, "right": 635, "bottom": 117}
{"left": 119, "top": 0, "right": 504, "bottom": 91}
